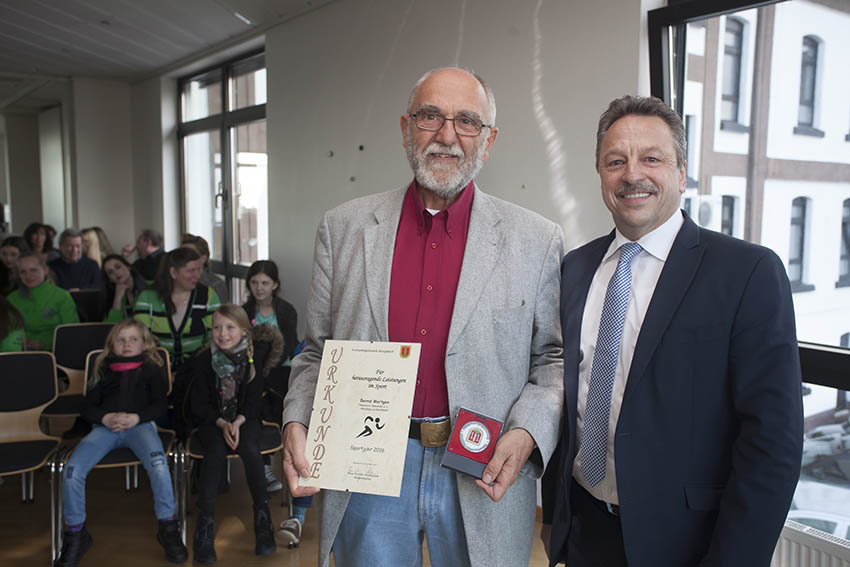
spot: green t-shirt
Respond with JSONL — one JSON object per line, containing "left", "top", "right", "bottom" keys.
{"left": 0, "top": 328, "right": 24, "bottom": 352}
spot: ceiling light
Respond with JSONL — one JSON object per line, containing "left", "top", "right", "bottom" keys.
{"left": 233, "top": 12, "right": 252, "bottom": 25}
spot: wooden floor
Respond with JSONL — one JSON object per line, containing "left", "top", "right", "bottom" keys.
{"left": 1, "top": 451, "right": 551, "bottom": 566}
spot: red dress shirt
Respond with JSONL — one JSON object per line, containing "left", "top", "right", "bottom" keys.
{"left": 388, "top": 180, "right": 474, "bottom": 418}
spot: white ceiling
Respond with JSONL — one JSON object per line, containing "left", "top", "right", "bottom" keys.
{"left": 0, "top": 0, "right": 330, "bottom": 113}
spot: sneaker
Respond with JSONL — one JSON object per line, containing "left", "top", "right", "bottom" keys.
{"left": 264, "top": 464, "right": 282, "bottom": 492}
{"left": 276, "top": 517, "right": 302, "bottom": 549}
{"left": 156, "top": 519, "right": 188, "bottom": 563}
{"left": 192, "top": 515, "right": 216, "bottom": 564}
{"left": 254, "top": 504, "right": 276, "bottom": 556}
{"left": 53, "top": 526, "right": 93, "bottom": 567}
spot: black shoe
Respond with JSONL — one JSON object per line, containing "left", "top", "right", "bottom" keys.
{"left": 253, "top": 504, "right": 276, "bottom": 556}
{"left": 192, "top": 515, "right": 216, "bottom": 564}
{"left": 53, "top": 526, "right": 93, "bottom": 567}
{"left": 157, "top": 519, "right": 188, "bottom": 563}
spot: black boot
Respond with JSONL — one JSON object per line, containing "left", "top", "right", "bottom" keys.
{"left": 192, "top": 515, "right": 216, "bottom": 564}
{"left": 253, "top": 503, "right": 276, "bottom": 556}
{"left": 53, "top": 526, "right": 93, "bottom": 567}
{"left": 157, "top": 518, "right": 188, "bottom": 563}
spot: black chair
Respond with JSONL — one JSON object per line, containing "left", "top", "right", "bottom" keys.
{"left": 51, "top": 348, "right": 184, "bottom": 557}
{"left": 43, "top": 323, "right": 114, "bottom": 425}
{"left": 0, "top": 352, "right": 61, "bottom": 504}
{"left": 69, "top": 289, "right": 105, "bottom": 323}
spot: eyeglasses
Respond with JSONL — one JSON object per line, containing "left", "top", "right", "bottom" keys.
{"left": 409, "top": 110, "right": 492, "bottom": 137}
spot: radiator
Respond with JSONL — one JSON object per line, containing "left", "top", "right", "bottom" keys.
{"left": 772, "top": 520, "right": 850, "bottom": 567}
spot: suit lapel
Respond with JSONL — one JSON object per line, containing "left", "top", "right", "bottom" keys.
{"left": 363, "top": 188, "right": 406, "bottom": 341}
{"left": 623, "top": 215, "right": 704, "bottom": 402}
{"left": 446, "top": 187, "right": 502, "bottom": 353}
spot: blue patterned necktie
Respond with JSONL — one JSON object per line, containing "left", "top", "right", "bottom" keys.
{"left": 580, "top": 241, "right": 643, "bottom": 487}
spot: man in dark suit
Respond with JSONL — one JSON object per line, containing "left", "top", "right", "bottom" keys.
{"left": 541, "top": 95, "right": 803, "bottom": 566}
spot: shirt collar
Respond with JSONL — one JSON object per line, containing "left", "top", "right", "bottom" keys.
{"left": 605, "top": 209, "right": 684, "bottom": 263}
{"left": 404, "top": 179, "right": 475, "bottom": 237}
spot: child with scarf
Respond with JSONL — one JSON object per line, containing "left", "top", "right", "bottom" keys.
{"left": 54, "top": 319, "right": 187, "bottom": 567}
{"left": 189, "top": 304, "right": 282, "bottom": 564}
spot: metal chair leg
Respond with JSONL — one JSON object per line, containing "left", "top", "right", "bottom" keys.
{"left": 134, "top": 464, "right": 139, "bottom": 489}
{"left": 29, "top": 470, "right": 34, "bottom": 501}
{"left": 125, "top": 465, "right": 130, "bottom": 491}
{"left": 21, "top": 472, "right": 26, "bottom": 503}
{"left": 226, "top": 459, "right": 231, "bottom": 484}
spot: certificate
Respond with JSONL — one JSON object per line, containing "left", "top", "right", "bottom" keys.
{"left": 300, "top": 339, "right": 421, "bottom": 497}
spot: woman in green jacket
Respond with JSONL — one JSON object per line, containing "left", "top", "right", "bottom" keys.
{"left": 8, "top": 252, "right": 79, "bottom": 350}
{"left": 0, "top": 294, "right": 25, "bottom": 352}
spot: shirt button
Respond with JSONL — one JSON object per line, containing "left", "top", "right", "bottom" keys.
{"left": 426, "top": 284, "right": 433, "bottom": 292}
{"left": 431, "top": 242, "right": 437, "bottom": 249}
{"left": 420, "top": 329, "right": 427, "bottom": 336}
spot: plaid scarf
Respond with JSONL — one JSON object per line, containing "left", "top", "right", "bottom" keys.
{"left": 210, "top": 337, "right": 249, "bottom": 422}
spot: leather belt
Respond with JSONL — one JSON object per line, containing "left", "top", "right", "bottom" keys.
{"left": 408, "top": 419, "right": 451, "bottom": 447}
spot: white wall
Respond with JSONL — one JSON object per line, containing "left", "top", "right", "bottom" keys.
{"left": 71, "top": 78, "right": 135, "bottom": 248}
{"left": 266, "top": 0, "right": 659, "bottom": 323}
{"left": 38, "top": 106, "right": 66, "bottom": 230}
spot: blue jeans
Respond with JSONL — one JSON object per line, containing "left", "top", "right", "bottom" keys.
{"left": 63, "top": 422, "right": 175, "bottom": 526}
{"left": 334, "top": 437, "right": 471, "bottom": 567}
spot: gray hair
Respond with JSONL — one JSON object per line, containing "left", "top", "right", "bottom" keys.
{"left": 406, "top": 67, "right": 497, "bottom": 125}
{"left": 595, "top": 95, "right": 686, "bottom": 171}
{"left": 58, "top": 228, "right": 83, "bottom": 245}
{"left": 139, "top": 229, "right": 163, "bottom": 248}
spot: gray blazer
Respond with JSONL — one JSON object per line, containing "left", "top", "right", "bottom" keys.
{"left": 283, "top": 185, "right": 564, "bottom": 566}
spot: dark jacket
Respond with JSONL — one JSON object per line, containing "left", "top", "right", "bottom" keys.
{"left": 243, "top": 298, "right": 298, "bottom": 363}
{"left": 82, "top": 357, "right": 169, "bottom": 426}
{"left": 133, "top": 248, "right": 164, "bottom": 282}
{"left": 49, "top": 256, "right": 102, "bottom": 290}
{"left": 189, "top": 324, "right": 284, "bottom": 426}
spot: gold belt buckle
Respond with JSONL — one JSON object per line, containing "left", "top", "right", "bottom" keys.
{"left": 420, "top": 419, "right": 451, "bottom": 447}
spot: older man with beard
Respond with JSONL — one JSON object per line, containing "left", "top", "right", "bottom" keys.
{"left": 281, "top": 67, "right": 564, "bottom": 567}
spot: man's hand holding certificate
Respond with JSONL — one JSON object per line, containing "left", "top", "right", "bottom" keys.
{"left": 293, "top": 340, "right": 420, "bottom": 497}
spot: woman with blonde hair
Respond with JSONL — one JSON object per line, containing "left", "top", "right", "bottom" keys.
{"left": 54, "top": 319, "right": 187, "bottom": 567}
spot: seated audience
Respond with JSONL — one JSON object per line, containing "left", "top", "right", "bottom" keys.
{"left": 133, "top": 247, "right": 220, "bottom": 436}
{"left": 0, "top": 294, "right": 25, "bottom": 352}
{"left": 53, "top": 319, "right": 187, "bottom": 567}
{"left": 24, "top": 222, "right": 60, "bottom": 263}
{"left": 82, "top": 226, "right": 114, "bottom": 267}
{"left": 102, "top": 254, "right": 147, "bottom": 322}
{"left": 181, "top": 233, "right": 228, "bottom": 302}
{"left": 189, "top": 305, "right": 279, "bottom": 562}
{"left": 8, "top": 252, "right": 79, "bottom": 350}
{"left": 49, "top": 228, "right": 102, "bottom": 290}
{"left": 242, "top": 260, "right": 309, "bottom": 546}
{"left": 124, "top": 229, "right": 165, "bottom": 282}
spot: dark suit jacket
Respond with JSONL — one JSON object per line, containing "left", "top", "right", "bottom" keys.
{"left": 542, "top": 213, "right": 802, "bottom": 566}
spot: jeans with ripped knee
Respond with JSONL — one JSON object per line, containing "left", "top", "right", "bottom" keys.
{"left": 63, "top": 422, "right": 175, "bottom": 526}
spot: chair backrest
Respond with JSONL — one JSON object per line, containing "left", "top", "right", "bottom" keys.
{"left": 0, "top": 352, "right": 59, "bottom": 443}
{"left": 53, "top": 323, "right": 114, "bottom": 396}
{"left": 84, "top": 347, "right": 173, "bottom": 396}
{"left": 70, "top": 289, "right": 105, "bottom": 323}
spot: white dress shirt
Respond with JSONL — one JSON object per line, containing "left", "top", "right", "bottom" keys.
{"left": 573, "top": 210, "right": 684, "bottom": 504}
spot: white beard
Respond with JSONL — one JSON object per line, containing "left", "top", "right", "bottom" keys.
{"left": 405, "top": 127, "right": 487, "bottom": 199}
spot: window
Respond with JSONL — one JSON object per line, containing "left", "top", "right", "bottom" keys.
{"left": 685, "top": 115, "right": 698, "bottom": 187}
{"left": 721, "top": 196, "right": 735, "bottom": 236}
{"left": 789, "top": 197, "right": 813, "bottom": 292}
{"left": 795, "top": 35, "right": 824, "bottom": 137}
{"left": 649, "top": 0, "right": 850, "bottom": 547}
{"left": 839, "top": 199, "right": 850, "bottom": 287}
{"left": 179, "top": 50, "right": 267, "bottom": 301}
{"left": 720, "top": 18, "right": 745, "bottom": 128}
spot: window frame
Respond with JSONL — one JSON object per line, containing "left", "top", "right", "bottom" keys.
{"left": 794, "top": 35, "right": 824, "bottom": 137}
{"left": 177, "top": 48, "right": 267, "bottom": 292}
{"left": 838, "top": 199, "right": 850, "bottom": 287}
{"left": 720, "top": 16, "right": 746, "bottom": 130}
